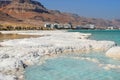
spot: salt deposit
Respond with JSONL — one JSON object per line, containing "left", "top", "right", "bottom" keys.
{"left": 0, "top": 73, "right": 16, "bottom": 80}
{"left": 106, "top": 47, "right": 120, "bottom": 59}
{"left": 0, "top": 30, "right": 116, "bottom": 80}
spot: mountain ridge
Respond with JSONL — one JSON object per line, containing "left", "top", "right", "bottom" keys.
{"left": 0, "top": 0, "right": 120, "bottom": 29}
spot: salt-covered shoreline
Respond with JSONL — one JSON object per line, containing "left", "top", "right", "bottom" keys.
{"left": 0, "top": 30, "right": 117, "bottom": 80}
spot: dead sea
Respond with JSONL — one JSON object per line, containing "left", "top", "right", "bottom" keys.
{"left": 0, "top": 30, "right": 119, "bottom": 80}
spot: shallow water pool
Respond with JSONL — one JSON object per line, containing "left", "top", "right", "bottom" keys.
{"left": 25, "top": 52, "right": 120, "bottom": 80}
{"left": 0, "top": 34, "right": 40, "bottom": 42}
{"left": 25, "top": 30, "right": 120, "bottom": 80}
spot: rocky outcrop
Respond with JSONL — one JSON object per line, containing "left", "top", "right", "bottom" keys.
{"left": 0, "top": 11, "right": 18, "bottom": 21}
{"left": 12, "top": 0, "right": 31, "bottom": 3}
{"left": 1, "top": 0, "right": 48, "bottom": 13}
{"left": 0, "top": 1, "right": 11, "bottom": 8}
{"left": 106, "top": 47, "right": 120, "bottom": 59}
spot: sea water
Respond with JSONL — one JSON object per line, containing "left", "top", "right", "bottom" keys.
{"left": 25, "top": 30, "right": 120, "bottom": 80}
{"left": 0, "top": 34, "right": 40, "bottom": 42}
{"left": 69, "top": 30, "right": 120, "bottom": 45}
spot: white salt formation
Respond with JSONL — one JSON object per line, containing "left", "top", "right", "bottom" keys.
{"left": 0, "top": 30, "right": 116, "bottom": 80}
{"left": 106, "top": 47, "right": 120, "bottom": 59}
{"left": 0, "top": 73, "right": 16, "bottom": 80}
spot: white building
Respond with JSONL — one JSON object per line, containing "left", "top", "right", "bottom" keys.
{"left": 63, "top": 24, "right": 72, "bottom": 29}
{"left": 85, "top": 24, "right": 96, "bottom": 29}
{"left": 44, "top": 23, "right": 72, "bottom": 29}
{"left": 44, "top": 23, "right": 51, "bottom": 28}
{"left": 107, "top": 26, "right": 114, "bottom": 30}
{"left": 76, "top": 24, "right": 96, "bottom": 29}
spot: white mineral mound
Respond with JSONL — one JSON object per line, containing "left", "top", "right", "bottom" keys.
{"left": 0, "top": 30, "right": 116, "bottom": 79}
{"left": 106, "top": 47, "right": 120, "bottom": 59}
{"left": 0, "top": 73, "right": 16, "bottom": 80}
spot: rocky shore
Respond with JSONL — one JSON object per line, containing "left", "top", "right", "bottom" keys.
{"left": 0, "top": 30, "right": 117, "bottom": 80}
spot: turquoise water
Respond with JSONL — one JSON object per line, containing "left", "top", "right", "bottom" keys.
{"left": 25, "top": 57, "right": 120, "bottom": 80}
{"left": 69, "top": 30, "right": 120, "bottom": 45}
{"left": 25, "top": 30, "right": 120, "bottom": 80}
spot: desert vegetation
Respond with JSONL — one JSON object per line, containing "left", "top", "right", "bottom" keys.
{"left": 0, "top": 24, "right": 51, "bottom": 31}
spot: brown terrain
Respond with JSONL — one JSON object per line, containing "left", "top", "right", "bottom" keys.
{"left": 0, "top": 0, "right": 120, "bottom": 30}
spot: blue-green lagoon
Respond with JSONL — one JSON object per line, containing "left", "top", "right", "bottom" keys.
{"left": 25, "top": 30, "right": 120, "bottom": 80}
{"left": 69, "top": 30, "right": 120, "bottom": 45}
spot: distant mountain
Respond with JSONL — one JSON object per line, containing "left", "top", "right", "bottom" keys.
{"left": 0, "top": 0, "right": 120, "bottom": 29}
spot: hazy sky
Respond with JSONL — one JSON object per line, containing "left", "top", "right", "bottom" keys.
{"left": 38, "top": 0, "right": 120, "bottom": 19}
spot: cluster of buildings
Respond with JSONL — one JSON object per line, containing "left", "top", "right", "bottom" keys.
{"left": 44, "top": 23, "right": 96, "bottom": 30}
{"left": 44, "top": 23, "right": 120, "bottom": 30}
{"left": 76, "top": 24, "right": 96, "bottom": 30}
{"left": 106, "top": 26, "right": 120, "bottom": 30}
{"left": 44, "top": 23, "right": 72, "bottom": 29}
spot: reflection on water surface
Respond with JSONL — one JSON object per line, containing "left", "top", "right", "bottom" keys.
{"left": 0, "top": 34, "right": 40, "bottom": 41}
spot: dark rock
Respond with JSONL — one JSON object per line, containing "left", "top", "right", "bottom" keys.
{"left": 2, "top": 54, "right": 9, "bottom": 59}
{"left": 13, "top": 0, "right": 31, "bottom": 3}
{"left": 20, "top": 60, "right": 28, "bottom": 69}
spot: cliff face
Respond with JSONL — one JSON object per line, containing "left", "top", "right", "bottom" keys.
{"left": 0, "top": 0, "right": 48, "bottom": 13}
{"left": 0, "top": 11, "right": 18, "bottom": 22}
{"left": 0, "top": 0, "right": 120, "bottom": 28}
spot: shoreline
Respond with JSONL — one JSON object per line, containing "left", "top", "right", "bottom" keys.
{"left": 0, "top": 30, "right": 117, "bottom": 80}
